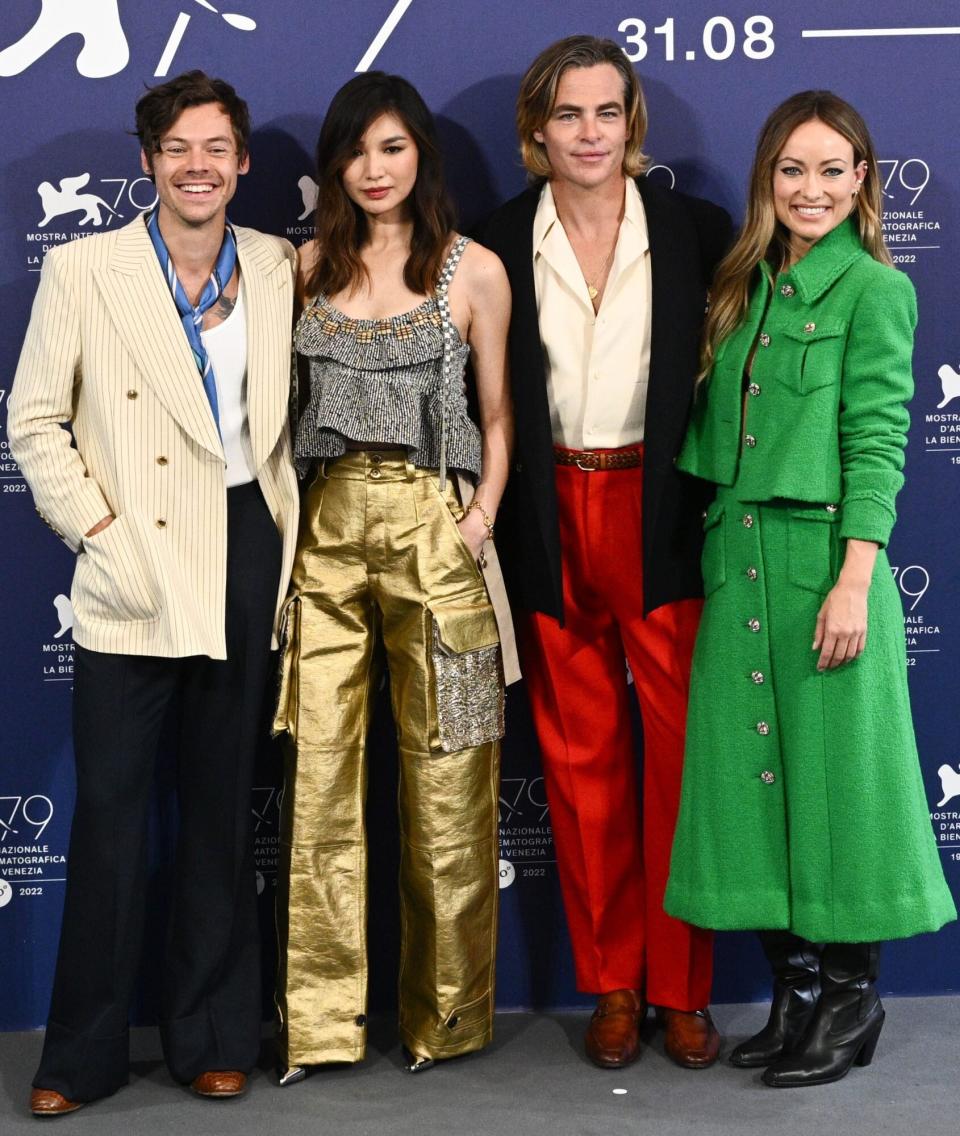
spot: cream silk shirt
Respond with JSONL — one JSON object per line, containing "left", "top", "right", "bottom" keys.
{"left": 533, "top": 179, "right": 652, "bottom": 449}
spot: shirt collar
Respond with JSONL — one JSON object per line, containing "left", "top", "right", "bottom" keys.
{"left": 534, "top": 179, "right": 649, "bottom": 250}
{"left": 769, "top": 217, "right": 866, "bottom": 303}
{"left": 533, "top": 181, "right": 560, "bottom": 256}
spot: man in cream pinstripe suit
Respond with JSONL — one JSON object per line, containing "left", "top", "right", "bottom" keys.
{"left": 9, "top": 71, "right": 299, "bottom": 1115}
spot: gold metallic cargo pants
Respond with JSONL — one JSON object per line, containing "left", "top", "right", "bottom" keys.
{"left": 274, "top": 451, "right": 503, "bottom": 1065}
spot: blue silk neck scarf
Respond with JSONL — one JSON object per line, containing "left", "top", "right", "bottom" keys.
{"left": 146, "top": 208, "right": 238, "bottom": 434}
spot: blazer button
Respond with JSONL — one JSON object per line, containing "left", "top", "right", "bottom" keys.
{"left": 746, "top": 566, "right": 758, "bottom": 581}
{"left": 756, "top": 721, "right": 770, "bottom": 736}
{"left": 127, "top": 389, "right": 139, "bottom": 399}
{"left": 747, "top": 618, "right": 761, "bottom": 633}
{"left": 825, "top": 503, "right": 838, "bottom": 513}
{"left": 155, "top": 518, "right": 166, "bottom": 528}
{"left": 780, "top": 284, "right": 795, "bottom": 297}
{"left": 156, "top": 456, "right": 168, "bottom": 466}
{"left": 751, "top": 670, "right": 765, "bottom": 684}
{"left": 744, "top": 434, "right": 757, "bottom": 448}
{"left": 747, "top": 382, "right": 761, "bottom": 397}
{"left": 759, "top": 332, "right": 771, "bottom": 347}
{"left": 742, "top": 513, "right": 754, "bottom": 528}
{"left": 804, "top": 322, "right": 817, "bottom": 333}
{"left": 760, "top": 770, "right": 776, "bottom": 784}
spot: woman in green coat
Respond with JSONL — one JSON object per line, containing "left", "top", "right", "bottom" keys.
{"left": 664, "top": 91, "right": 955, "bottom": 1088}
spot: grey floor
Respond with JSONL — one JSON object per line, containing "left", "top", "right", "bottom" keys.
{"left": 1, "top": 999, "right": 957, "bottom": 1135}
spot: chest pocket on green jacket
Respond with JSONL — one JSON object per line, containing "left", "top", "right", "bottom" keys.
{"left": 787, "top": 504, "right": 842, "bottom": 594}
{"left": 776, "top": 321, "right": 847, "bottom": 394}
{"left": 701, "top": 502, "right": 726, "bottom": 597}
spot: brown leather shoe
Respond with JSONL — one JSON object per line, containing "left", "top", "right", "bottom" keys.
{"left": 660, "top": 1007, "right": 721, "bottom": 1069}
{"left": 190, "top": 1070, "right": 247, "bottom": 1098}
{"left": 584, "top": 989, "right": 647, "bottom": 1068}
{"left": 30, "top": 1089, "right": 84, "bottom": 1117}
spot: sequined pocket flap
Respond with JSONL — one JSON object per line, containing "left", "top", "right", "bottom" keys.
{"left": 428, "top": 600, "right": 504, "bottom": 754}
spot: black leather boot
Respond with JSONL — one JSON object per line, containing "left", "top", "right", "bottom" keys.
{"left": 729, "top": 931, "right": 821, "bottom": 1067}
{"left": 762, "top": 942, "right": 883, "bottom": 1088}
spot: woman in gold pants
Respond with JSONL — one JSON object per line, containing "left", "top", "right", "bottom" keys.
{"left": 273, "top": 72, "right": 516, "bottom": 1080}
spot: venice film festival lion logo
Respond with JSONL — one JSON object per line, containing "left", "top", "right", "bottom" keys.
{"left": 937, "top": 764, "right": 960, "bottom": 808}
{"left": 38, "top": 174, "right": 122, "bottom": 229}
{"left": 937, "top": 364, "right": 960, "bottom": 409}
{"left": 0, "top": 0, "right": 256, "bottom": 80}
{"left": 0, "top": 0, "right": 417, "bottom": 79}
{"left": 52, "top": 595, "right": 73, "bottom": 641}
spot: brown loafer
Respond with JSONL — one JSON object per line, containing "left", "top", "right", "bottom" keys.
{"left": 30, "top": 1089, "right": 84, "bottom": 1117}
{"left": 584, "top": 989, "right": 647, "bottom": 1068}
{"left": 660, "top": 1007, "right": 721, "bottom": 1069}
{"left": 190, "top": 1070, "right": 247, "bottom": 1098}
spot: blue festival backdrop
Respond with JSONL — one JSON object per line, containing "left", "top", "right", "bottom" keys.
{"left": 1, "top": 0, "right": 958, "bottom": 1032}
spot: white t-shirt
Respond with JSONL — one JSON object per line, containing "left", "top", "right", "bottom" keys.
{"left": 201, "top": 285, "right": 257, "bottom": 487}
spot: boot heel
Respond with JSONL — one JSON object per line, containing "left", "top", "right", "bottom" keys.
{"left": 854, "top": 1013, "right": 884, "bottom": 1067}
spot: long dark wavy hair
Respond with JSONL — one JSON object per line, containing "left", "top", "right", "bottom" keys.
{"left": 307, "top": 72, "right": 456, "bottom": 299}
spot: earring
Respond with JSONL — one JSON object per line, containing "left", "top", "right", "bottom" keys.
{"left": 853, "top": 182, "right": 862, "bottom": 194}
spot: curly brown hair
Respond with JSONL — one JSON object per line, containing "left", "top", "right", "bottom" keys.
{"left": 136, "top": 70, "right": 251, "bottom": 166}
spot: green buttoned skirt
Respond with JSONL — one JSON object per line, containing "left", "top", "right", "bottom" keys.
{"left": 664, "top": 486, "right": 956, "bottom": 941}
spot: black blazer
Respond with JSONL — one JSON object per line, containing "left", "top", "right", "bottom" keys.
{"left": 477, "top": 177, "right": 732, "bottom": 623}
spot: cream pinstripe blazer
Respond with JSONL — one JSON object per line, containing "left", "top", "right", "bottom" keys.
{"left": 8, "top": 216, "right": 299, "bottom": 659}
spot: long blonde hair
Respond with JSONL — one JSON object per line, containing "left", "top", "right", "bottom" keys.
{"left": 701, "top": 90, "right": 890, "bottom": 378}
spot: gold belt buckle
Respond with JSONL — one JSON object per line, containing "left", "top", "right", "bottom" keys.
{"left": 575, "top": 452, "right": 600, "bottom": 471}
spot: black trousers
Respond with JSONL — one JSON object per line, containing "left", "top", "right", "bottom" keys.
{"left": 34, "top": 482, "right": 283, "bottom": 1102}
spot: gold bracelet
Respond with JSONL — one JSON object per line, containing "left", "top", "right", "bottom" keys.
{"left": 466, "top": 499, "right": 495, "bottom": 540}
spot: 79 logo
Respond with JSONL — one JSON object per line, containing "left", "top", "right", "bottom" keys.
{"left": 878, "top": 160, "right": 930, "bottom": 207}
{"left": 0, "top": 795, "right": 54, "bottom": 843}
{"left": 889, "top": 564, "right": 930, "bottom": 611}
{"left": 499, "top": 778, "right": 550, "bottom": 825}
{"left": 251, "top": 785, "right": 283, "bottom": 832}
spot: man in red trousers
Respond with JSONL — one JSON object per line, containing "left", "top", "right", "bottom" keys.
{"left": 479, "top": 35, "right": 731, "bottom": 1068}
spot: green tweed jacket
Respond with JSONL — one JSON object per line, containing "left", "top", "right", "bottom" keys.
{"left": 678, "top": 217, "right": 917, "bottom": 548}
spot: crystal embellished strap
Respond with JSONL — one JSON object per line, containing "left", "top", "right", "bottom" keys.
{"left": 436, "top": 235, "right": 470, "bottom": 489}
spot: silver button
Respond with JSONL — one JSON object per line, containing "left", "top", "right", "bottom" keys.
{"left": 780, "top": 284, "right": 795, "bottom": 297}
{"left": 747, "top": 618, "right": 761, "bottom": 633}
{"left": 759, "top": 332, "right": 771, "bottom": 347}
{"left": 825, "top": 503, "right": 838, "bottom": 513}
{"left": 746, "top": 567, "right": 758, "bottom": 581}
{"left": 804, "top": 322, "right": 816, "bottom": 333}
{"left": 742, "top": 514, "right": 754, "bottom": 528}
{"left": 369, "top": 468, "right": 382, "bottom": 480}
{"left": 760, "top": 770, "right": 776, "bottom": 784}
{"left": 747, "top": 382, "right": 761, "bottom": 397}
{"left": 751, "top": 670, "right": 765, "bottom": 684}
{"left": 756, "top": 721, "right": 770, "bottom": 736}
{"left": 745, "top": 434, "right": 757, "bottom": 448}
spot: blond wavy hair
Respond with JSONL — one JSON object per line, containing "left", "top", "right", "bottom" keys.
{"left": 701, "top": 90, "right": 891, "bottom": 378}
{"left": 516, "top": 35, "right": 649, "bottom": 180}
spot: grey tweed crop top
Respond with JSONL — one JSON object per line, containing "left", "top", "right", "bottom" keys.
{"left": 293, "top": 235, "right": 481, "bottom": 483}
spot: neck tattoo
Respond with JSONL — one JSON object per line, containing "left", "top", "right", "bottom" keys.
{"left": 214, "top": 292, "right": 236, "bottom": 319}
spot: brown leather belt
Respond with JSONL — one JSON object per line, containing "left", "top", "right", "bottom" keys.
{"left": 553, "top": 445, "right": 643, "bottom": 471}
